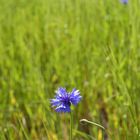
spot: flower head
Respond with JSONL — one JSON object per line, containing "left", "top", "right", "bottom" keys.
{"left": 50, "top": 87, "right": 82, "bottom": 113}
{"left": 120, "top": 0, "right": 128, "bottom": 4}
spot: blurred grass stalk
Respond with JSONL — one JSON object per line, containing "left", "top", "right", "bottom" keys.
{"left": 80, "top": 119, "right": 105, "bottom": 140}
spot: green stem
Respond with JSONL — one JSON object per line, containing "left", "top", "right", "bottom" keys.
{"left": 80, "top": 119, "right": 105, "bottom": 130}
{"left": 70, "top": 111, "right": 73, "bottom": 140}
{"left": 80, "top": 119, "right": 105, "bottom": 140}
{"left": 102, "top": 129, "right": 104, "bottom": 140}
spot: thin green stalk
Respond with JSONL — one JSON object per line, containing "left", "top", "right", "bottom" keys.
{"left": 80, "top": 119, "right": 105, "bottom": 130}
{"left": 70, "top": 111, "right": 73, "bottom": 140}
{"left": 102, "top": 129, "right": 105, "bottom": 140}
{"left": 80, "top": 119, "right": 105, "bottom": 140}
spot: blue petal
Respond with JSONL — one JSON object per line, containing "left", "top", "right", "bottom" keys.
{"left": 121, "top": 0, "right": 128, "bottom": 4}
{"left": 55, "top": 87, "right": 67, "bottom": 98}
{"left": 70, "top": 88, "right": 82, "bottom": 105}
{"left": 55, "top": 104, "right": 71, "bottom": 113}
{"left": 50, "top": 99, "right": 61, "bottom": 107}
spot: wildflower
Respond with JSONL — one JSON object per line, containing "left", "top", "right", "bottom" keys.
{"left": 121, "top": 0, "right": 128, "bottom": 4}
{"left": 50, "top": 87, "right": 82, "bottom": 113}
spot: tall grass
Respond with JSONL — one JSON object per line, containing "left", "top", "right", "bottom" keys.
{"left": 0, "top": 0, "right": 140, "bottom": 139}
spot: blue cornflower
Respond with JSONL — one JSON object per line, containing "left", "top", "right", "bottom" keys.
{"left": 50, "top": 87, "right": 82, "bottom": 113}
{"left": 121, "top": 0, "right": 128, "bottom": 4}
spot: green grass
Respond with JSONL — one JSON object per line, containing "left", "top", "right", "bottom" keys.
{"left": 0, "top": 0, "right": 140, "bottom": 139}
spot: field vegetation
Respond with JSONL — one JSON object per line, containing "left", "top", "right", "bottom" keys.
{"left": 0, "top": 0, "right": 140, "bottom": 140}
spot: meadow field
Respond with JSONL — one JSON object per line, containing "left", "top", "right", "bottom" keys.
{"left": 0, "top": 0, "right": 140, "bottom": 140}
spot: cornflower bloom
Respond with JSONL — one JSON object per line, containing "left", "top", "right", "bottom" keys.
{"left": 50, "top": 87, "right": 82, "bottom": 113}
{"left": 121, "top": 0, "right": 128, "bottom": 4}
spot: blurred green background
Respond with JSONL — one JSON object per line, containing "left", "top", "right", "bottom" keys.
{"left": 0, "top": 0, "right": 140, "bottom": 140}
